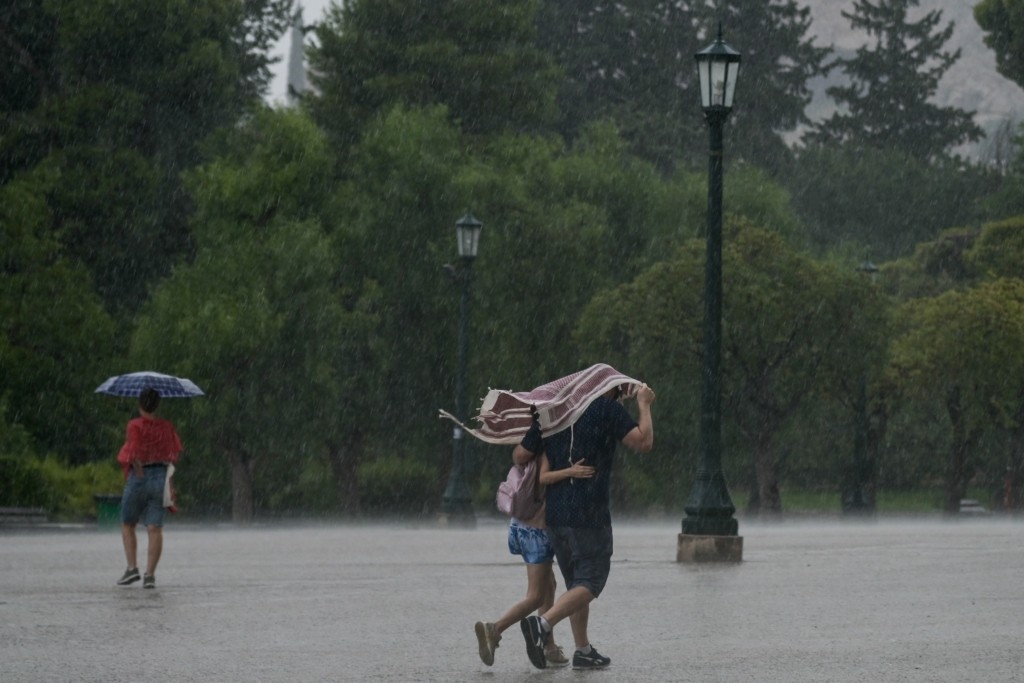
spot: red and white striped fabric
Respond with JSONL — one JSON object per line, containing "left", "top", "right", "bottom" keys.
{"left": 438, "top": 363, "right": 643, "bottom": 445}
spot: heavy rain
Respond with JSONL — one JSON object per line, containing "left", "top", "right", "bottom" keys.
{"left": 3, "top": 0, "right": 1024, "bottom": 681}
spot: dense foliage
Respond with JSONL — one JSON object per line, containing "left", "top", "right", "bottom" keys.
{"left": 4, "top": 0, "right": 1024, "bottom": 521}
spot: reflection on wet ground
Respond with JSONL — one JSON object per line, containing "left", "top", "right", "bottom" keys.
{"left": 2, "top": 518, "right": 1023, "bottom": 682}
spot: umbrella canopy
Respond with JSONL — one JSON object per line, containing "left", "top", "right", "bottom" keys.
{"left": 95, "top": 371, "right": 204, "bottom": 398}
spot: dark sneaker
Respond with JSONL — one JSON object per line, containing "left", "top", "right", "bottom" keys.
{"left": 474, "top": 621, "right": 500, "bottom": 666}
{"left": 143, "top": 574, "right": 156, "bottom": 589}
{"left": 116, "top": 568, "right": 140, "bottom": 586}
{"left": 573, "top": 647, "right": 611, "bottom": 669}
{"left": 519, "top": 616, "right": 547, "bottom": 669}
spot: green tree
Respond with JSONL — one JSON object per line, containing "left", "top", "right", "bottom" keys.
{"left": 0, "top": 1, "right": 58, "bottom": 180}
{"left": 536, "top": 0, "right": 698, "bottom": 172}
{"left": 966, "top": 215, "right": 1024, "bottom": 280}
{"left": 785, "top": 146, "right": 997, "bottom": 260}
{"left": 327, "top": 105, "right": 470, "bottom": 480}
{"left": 0, "top": 164, "right": 117, "bottom": 464}
{"left": 131, "top": 108, "right": 371, "bottom": 521}
{"left": 979, "top": 168, "right": 1024, "bottom": 221}
{"left": 889, "top": 279, "right": 1024, "bottom": 512}
{"left": 576, "top": 223, "right": 887, "bottom": 515}
{"left": 1, "top": 0, "right": 291, "bottom": 315}
{"left": 974, "top": 3, "right": 1024, "bottom": 224}
{"left": 975, "top": 0, "right": 1024, "bottom": 90}
{"left": 881, "top": 226, "right": 980, "bottom": 301}
{"left": 673, "top": 161, "right": 809, "bottom": 247}
{"left": 308, "top": 0, "right": 560, "bottom": 152}
{"left": 537, "top": 0, "right": 827, "bottom": 174}
{"left": 806, "top": 0, "right": 983, "bottom": 160}
{"left": 879, "top": 216, "right": 1024, "bottom": 303}
{"left": 327, "top": 110, "right": 705, "bottom": 499}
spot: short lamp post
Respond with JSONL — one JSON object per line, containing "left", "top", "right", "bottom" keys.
{"left": 843, "top": 258, "right": 879, "bottom": 515}
{"left": 678, "top": 26, "right": 743, "bottom": 562}
{"left": 441, "top": 212, "right": 483, "bottom": 526}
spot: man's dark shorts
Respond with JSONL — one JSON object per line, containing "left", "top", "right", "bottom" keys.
{"left": 547, "top": 525, "right": 613, "bottom": 598}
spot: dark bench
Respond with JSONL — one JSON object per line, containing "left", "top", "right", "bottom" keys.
{"left": 0, "top": 507, "right": 48, "bottom": 525}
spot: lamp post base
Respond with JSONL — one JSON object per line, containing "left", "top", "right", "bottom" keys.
{"left": 677, "top": 533, "right": 743, "bottom": 563}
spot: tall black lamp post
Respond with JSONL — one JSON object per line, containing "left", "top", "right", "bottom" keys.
{"left": 843, "top": 257, "right": 879, "bottom": 515}
{"left": 678, "top": 27, "right": 743, "bottom": 562}
{"left": 441, "top": 212, "right": 483, "bottom": 526}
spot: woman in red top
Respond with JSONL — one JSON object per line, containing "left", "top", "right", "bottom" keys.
{"left": 115, "top": 388, "right": 182, "bottom": 589}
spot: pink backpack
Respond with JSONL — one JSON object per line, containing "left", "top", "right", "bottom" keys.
{"left": 496, "top": 458, "right": 543, "bottom": 520}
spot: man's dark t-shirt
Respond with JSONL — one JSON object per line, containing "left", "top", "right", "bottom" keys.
{"left": 521, "top": 396, "right": 637, "bottom": 529}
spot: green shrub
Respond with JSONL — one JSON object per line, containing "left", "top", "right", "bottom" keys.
{"left": 0, "top": 455, "right": 123, "bottom": 521}
{"left": 358, "top": 455, "right": 439, "bottom": 515}
{"left": 264, "top": 457, "right": 337, "bottom": 515}
{"left": 0, "top": 456, "right": 51, "bottom": 507}
{"left": 474, "top": 476, "right": 500, "bottom": 516}
{"left": 620, "top": 466, "right": 661, "bottom": 513}
{"left": 61, "top": 460, "right": 124, "bottom": 519}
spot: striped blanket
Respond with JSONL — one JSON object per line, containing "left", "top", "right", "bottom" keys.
{"left": 438, "top": 363, "right": 642, "bottom": 445}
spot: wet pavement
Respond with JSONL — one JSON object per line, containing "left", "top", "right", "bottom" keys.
{"left": 2, "top": 517, "right": 1023, "bottom": 682}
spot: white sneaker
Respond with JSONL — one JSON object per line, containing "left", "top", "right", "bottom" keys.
{"left": 545, "top": 645, "right": 570, "bottom": 667}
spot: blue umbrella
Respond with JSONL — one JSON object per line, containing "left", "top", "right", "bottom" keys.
{"left": 95, "top": 371, "right": 205, "bottom": 398}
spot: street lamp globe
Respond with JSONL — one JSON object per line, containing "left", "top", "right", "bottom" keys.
{"left": 456, "top": 212, "right": 483, "bottom": 259}
{"left": 695, "top": 25, "right": 741, "bottom": 112}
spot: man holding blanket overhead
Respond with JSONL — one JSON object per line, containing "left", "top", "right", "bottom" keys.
{"left": 440, "top": 363, "right": 656, "bottom": 670}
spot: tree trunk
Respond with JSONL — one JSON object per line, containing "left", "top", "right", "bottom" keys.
{"left": 752, "top": 427, "right": 782, "bottom": 517}
{"left": 746, "top": 458, "right": 760, "bottom": 515}
{"left": 328, "top": 432, "right": 362, "bottom": 515}
{"left": 1007, "top": 454, "right": 1024, "bottom": 511}
{"left": 944, "top": 387, "right": 979, "bottom": 515}
{"left": 1005, "top": 398, "right": 1024, "bottom": 511}
{"left": 227, "top": 448, "right": 255, "bottom": 523}
{"left": 864, "top": 394, "right": 888, "bottom": 511}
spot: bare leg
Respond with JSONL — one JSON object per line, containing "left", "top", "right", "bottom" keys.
{"left": 539, "top": 567, "right": 556, "bottom": 614}
{"left": 145, "top": 525, "right": 163, "bottom": 576}
{"left": 121, "top": 524, "right": 138, "bottom": 568}
{"left": 494, "top": 562, "right": 550, "bottom": 634}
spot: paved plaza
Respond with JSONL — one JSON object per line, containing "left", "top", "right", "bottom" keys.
{"left": 1, "top": 517, "right": 1022, "bottom": 682}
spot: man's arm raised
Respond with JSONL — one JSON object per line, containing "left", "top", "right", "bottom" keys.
{"left": 621, "top": 384, "right": 655, "bottom": 453}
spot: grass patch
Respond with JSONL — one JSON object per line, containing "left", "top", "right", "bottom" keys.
{"left": 720, "top": 487, "right": 992, "bottom": 515}
{"left": 876, "top": 489, "right": 943, "bottom": 513}
{"left": 780, "top": 490, "right": 841, "bottom": 512}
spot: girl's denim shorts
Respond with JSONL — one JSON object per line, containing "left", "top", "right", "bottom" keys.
{"left": 507, "top": 519, "right": 554, "bottom": 564}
